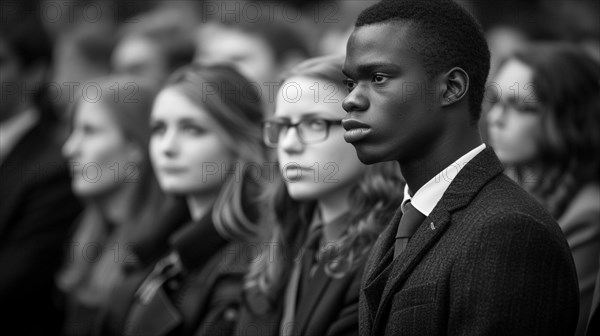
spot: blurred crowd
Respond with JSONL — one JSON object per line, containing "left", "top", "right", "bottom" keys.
{"left": 0, "top": 0, "right": 599, "bottom": 336}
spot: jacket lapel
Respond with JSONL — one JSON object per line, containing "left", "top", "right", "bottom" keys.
{"left": 371, "top": 147, "right": 505, "bottom": 334}
{"left": 371, "top": 208, "right": 451, "bottom": 334}
{"left": 363, "top": 207, "right": 403, "bottom": 286}
{"left": 361, "top": 219, "right": 398, "bottom": 323}
{"left": 294, "top": 260, "right": 332, "bottom": 334}
{"left": 126, "top": 287, "right": 183, "bottom": 336}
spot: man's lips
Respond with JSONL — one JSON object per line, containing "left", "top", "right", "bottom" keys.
{"left": 342, "top": 118, "right": 370, "bottom": 131}
{"left": 342, "top": 118, "right": 371, "bottom": 143}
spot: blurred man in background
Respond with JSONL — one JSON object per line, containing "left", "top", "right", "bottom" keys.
{"left": 0, "top": 3, "right": 82, "bottom": 334}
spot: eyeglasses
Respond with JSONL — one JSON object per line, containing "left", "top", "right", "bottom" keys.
{"left": 491, "top": 99, "right": 541, "bottom": 116}
{"left": 262, "top": 118, "right": 343, "bottom": 148}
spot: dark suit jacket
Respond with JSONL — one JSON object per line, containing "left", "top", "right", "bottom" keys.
{"left": 236, "top": 250, "right": 365, "bottom": 336}
{"left": 0, "top": 120, "right": 82, "bottom": 335}
{"left": 359, "top": 147, "right": 579, "bottom": 336}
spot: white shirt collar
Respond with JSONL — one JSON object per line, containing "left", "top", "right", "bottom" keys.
{"left": 0, "top": 107, "right": 39, "bottom": 163}
{"left": 402, "top": 144, "right": 486, "bottom": 216}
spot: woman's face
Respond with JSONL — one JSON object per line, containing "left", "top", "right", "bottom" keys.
{"left": 487, "top": 59, "right": 541, "bottom": 165}
{"left": 150, "top": 87, "right": 233, "bottom": 196}
{"left": 62, "top": 101, "right": 142, "bottom": 198}
{"left": 274, "top": 76, "right": 366, "bottom": 201}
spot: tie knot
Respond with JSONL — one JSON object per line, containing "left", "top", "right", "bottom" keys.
{"left": 395, "top": 202, "right": 426, "bottom": 239}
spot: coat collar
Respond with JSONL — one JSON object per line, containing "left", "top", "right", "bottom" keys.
{"left": 169, "top": 208, "right": 228, "bottom": 271}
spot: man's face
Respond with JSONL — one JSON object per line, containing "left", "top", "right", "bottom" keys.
{"left": 342, "top": 22, "right": 444, "bottom": 165}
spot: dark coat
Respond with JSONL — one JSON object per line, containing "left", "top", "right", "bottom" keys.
{"left": 102, "top": 207, "right": 250, "bottom": 336}
{"left": 0, "top": 120, "right": 82, "bottom": 335}
{"left": 359, "top": 147, "right": 580, "bottom": 336}
{"left": 557, "top": 183, "right": 600, "bottom": 336}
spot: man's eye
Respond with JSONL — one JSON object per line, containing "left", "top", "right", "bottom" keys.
{"left": 343, "top": 79, "right": 357, "bottom": 92}
{"left": 372, "top": 75, "right": 388, "bottom": 83}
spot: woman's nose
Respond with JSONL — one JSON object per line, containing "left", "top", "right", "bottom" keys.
{"left": 279, "top": 126, "right": 304, "bottom": 154}
{"left": 62, "top": 132, "right": 80, "bottom": 160}
{"left": 487, "top": 103, "right": 506, "bottom": 129}
{"left": 159, "top": 129, "right": 179, "bottom": 158}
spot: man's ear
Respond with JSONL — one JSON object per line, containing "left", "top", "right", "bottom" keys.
{"left": 441, "top": 67, "right": 469, "bottom": 107}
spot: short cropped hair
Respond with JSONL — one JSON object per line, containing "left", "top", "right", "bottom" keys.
{"left": 356, "top": 0, "right": 490, "bottom": 122}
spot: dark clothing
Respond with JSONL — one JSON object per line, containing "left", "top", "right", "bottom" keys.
{"left": 0, "top": 120, "right": 82, "bottom": 335}
{"left": 237, "top": 263, "right": 364, "bottom": 336}
{"left": 359, "top": 147, "right": 580, "bottom": 336}
{"left": 292, "top": 258, "right": 364, "bottom": 336}
{"left": 237, "top": 222, "right": 365, "bottom": 336}
{"left": 557, "top": 183, "right": 600, "bottom": 336}
{"left": 100, "top": 204, "right": 249, "bottom": 336}
{"left": 587, "top": 256, "right": 600, "bottom": 336}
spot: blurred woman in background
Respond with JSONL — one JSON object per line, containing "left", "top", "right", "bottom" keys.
{"left": 237, "top": 55, "right": 404, "bottom": 336}
{"left": 58, "top": 76, "right": 164, "bottom": 336}
{"left": 487, "top": 43, "right": 600, "bottom": 336}
{"left": 102, "top": 63, "right": 267, "bottom": 336}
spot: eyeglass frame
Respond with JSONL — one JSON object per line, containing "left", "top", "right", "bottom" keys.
{"left": 262, "top": 117, "right": 343, "bottom": 148}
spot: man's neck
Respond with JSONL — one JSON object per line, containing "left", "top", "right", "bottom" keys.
{"left": 400, "top": 129, "right": 482, "bottom": 194}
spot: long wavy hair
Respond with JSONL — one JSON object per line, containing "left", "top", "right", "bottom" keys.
{"left": 57, "top": 76, "right": 165, "bottom": 306}
{"left": 244, "top": 55, "right": 405, "bottom": 310}
{"left": 508, "top": 43, "right": 600, "bottom": 218}
{"left": 163, "top": 63, "right": 267, "bottom": 241}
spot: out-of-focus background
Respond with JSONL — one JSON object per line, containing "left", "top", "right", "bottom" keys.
{"left": 1, "top": 1, "right": 599, "bottom": 336}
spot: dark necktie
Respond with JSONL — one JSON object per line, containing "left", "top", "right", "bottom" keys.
{"left": 394, "top": 201, "right": 426, "bottom": 258}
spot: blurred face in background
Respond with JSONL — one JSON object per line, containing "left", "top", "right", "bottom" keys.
{"left": 195, "top": 24, "right": 277, "bottom": 86}
{"left": 487, "top": 59, "right": 541, "bottom": 165}
{"left": 149, "top": 87, "right": 233, "bottom": 196}
{"left": 271, "top": 76, "right": 366, "bottom": 201}
{"left": 63, "top": 101, "right": 143, "bottom": 198}
{"left": 0, "top": 37, "right": 45, "bottom": 122}
{"left": 112, "top": 36, "right": 168, "bottom": 81}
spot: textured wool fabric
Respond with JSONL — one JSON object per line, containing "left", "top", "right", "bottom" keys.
{"left": 359, "top": 147, "right": 580, "bottom": 336}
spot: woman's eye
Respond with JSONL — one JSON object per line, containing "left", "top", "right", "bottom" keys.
{"left": 150, "top": 123, "right": 166, "bottom": 135}
{"left": 81, "top": 124, "right": 98, "bottom": 135}
{"left": 182, "top": 124, "right": 205, "bottom": 135}
{"left": 307, "top": 119, "right": 326, "bottom": 130}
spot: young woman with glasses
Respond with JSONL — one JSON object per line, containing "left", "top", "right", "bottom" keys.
{"left": 236, "top": 55, "right": 404, "bottom": 336}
